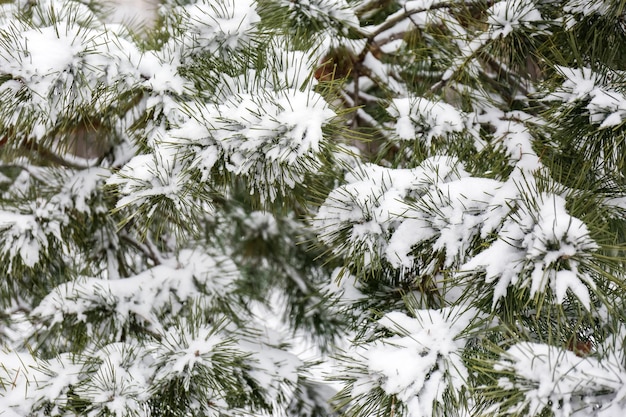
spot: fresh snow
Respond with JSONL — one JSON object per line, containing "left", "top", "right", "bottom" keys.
{"left": 32, "top": 250, "right": 239, "bottom": 331}
{"left": 349, "top": 307, "right": 477, "bottom": 417}
{"left": 463, "top": 193, "right": 599, "bottom": 309}
{"left": 495, "top": 342, "right": 626, "bottom": 417}
{"left": 0, "top": 1, "right": 622, "bottom": 417}
{"left": 487, "top": 0, "right": 543, "bottom": 38}
{"left": 389, "top": 97, "right": 466, "bottom": 146}
{"left": 314, "top": 156, "right": 464, "bottom": 268}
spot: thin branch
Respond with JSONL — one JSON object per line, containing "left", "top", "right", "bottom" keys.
{"left": 363, "top": 0, "right": 493, "bottom": 41}
{"left": 354, "top": 0, "right": 394, "bottom": 18}
{"left": 120, "top": 233, "right": 163, "bottom": 265}
{"left": 352, "top": 70, "right": 360, "bottom": 128}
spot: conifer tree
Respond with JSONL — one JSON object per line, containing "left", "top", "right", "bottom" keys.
{"left": 1, "top": 1, "right": 626, "bottom": 417}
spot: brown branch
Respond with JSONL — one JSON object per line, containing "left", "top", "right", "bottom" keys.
{"left": 363, "top": 1, "right": 473, "bottom": 42}
{"left": 354, "top": 0, "right": 394, "bottom": 18}
{"left": 120, "top": 233, "right": 163, "bottom": 265}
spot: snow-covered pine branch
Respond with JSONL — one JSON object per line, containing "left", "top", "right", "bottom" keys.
{"left": 1, "top": 1, "right": 626, "bottom": 417}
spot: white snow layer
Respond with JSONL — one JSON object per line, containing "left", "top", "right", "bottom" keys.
{"left": 314, "top": 156, "right": 464, "bottom": 268}
{"left": 548, "top": 66, "right": 626, "bottom": 129}
{"left": 487, "top": 0, "right": 543, "bottom": 38}
{"left": 317, "top": 158, "right": 599, "bottom": 309}
{"left": 495, "top": 342, "right": 626, "bottom": 417}
{"left": 281, "top": 0, "right": 359, "bottom": 29}
{"left": 353, "top": 306, "right": 477, "bottom": 417}
{"left": 463, "top": 193, "right": 598, "bottom": 309}
{"left": 168, "top": 87, "right": 336, "bottom": 201}
{"left": 32, "top": 249, "right": 239, "bottom": 334}
{"left": 389, "top": 97, "right": 466, "bottom": 146}
{"left": 171, "top": 0, "right": 260, "bottom": 55}
{"left": 0, "top": 202, "right": 63, "bottom": 268}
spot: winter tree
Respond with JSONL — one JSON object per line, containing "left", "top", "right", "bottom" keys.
{"left": 1, "top": 0, "right": 625, "bottom": 416}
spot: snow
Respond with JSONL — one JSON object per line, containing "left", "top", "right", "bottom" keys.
{"left": 243, "top": 211, "right": 280, "bottom": 240}
{"left": 0, "top": 200, "right": 64, "bottom": 268}
{"left": 547, "top": 66, "right": 626, "bottom": 129}
{"left": 32, "top": 250, "right": 240, "bottom": 334}
{"left": 389, "top": 97, "right": 466, "bottom": 146}
{"left": 429, "top": 177, "right": 512, "bottom": 265}
{"left": 402, "top": 0, "right": 437, "bottom": 11}
{"left": 550, "top": 67, "right": 599, "bottom": 102}
{"left": 151, "top": 317, "right": 302, "bottom": 409}
{"left": 386, "top": 175, "right": 514, "bottom": 269}
{"left": 12, "top": 25, "right": 79, "bottom": 76}
{"left": 107, "top": 143, "right": 201, "bottom": 217}
{"left": 0, "top": 351, "right": 87, "bottom": 415}
{"left": 79, "top": 343, "right": 152, "bottom": 417}
{"left": 324, "top": 268, "right": 365, "bottom": 304}
{"left": 463, "top": 193, "right": 599, "bottom": 309}
{"left": 172, "top": 0, "right": 260, "bottom": 56}
{"left": 495, "top": 342, "right": 626, "bottom": 417}
{"left": 177, "top": 86, "right": 335, "bottom": 200}
{"left": 102, "top": 0, "right": 158, "bottom": 29}
{"left": 51, "top": 168, "right": 110, "bottom": 213}
{"left": 354, "top": 307, "right": 477, "bottom": 417}
{"left": 477, "top": 108, "right": 542, "bottom": 171}
{"left": 314, "top": 156, "right": 464, "bottom": 269}
{"left": 0, "top": 1, "right": 623, "bottom": 416}
{"left": 282, "top": 0, "right": 359, "bottom": 29}
{"left": 564, "top": 0, "right": 611, "bottom": 22}
{"left": 0, "top": 3, "right": 162, "bottom": 145}
{"left": 315, "top": 155, "right": 526, "bottom": 275}
{"left": 487, "top": 0, "right": 543, "bottom": 38}
{"left": 0, "top": 23, "right": 82, "bottom": 117}
{"left": 155, "top": 322, "right": 229, "bottom": 382}
{"left": 137, "top": 52, "right": 189, "bottom": 95}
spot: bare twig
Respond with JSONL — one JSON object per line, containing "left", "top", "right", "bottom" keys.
{"left": 120, "top": 233, "right": 163, "bottom": 265}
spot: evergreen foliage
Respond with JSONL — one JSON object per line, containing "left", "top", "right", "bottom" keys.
{"left": 0, "top": 0, "right": 625, "bottom": 416}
